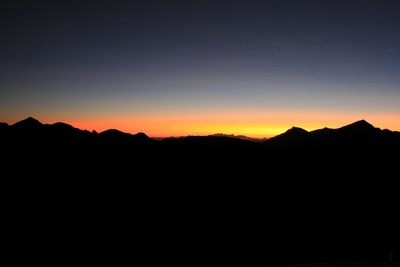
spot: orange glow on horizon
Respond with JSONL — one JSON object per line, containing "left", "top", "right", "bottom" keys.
{"left": 3, "top": 109, "right": 400, "bottom": 139}
{"left": 55, "top": 113, "right": 400, "bottom": 139}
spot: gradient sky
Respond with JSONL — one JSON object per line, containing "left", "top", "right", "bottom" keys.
{"left": 1, "top": 0, "right": 400, "bottom": 138}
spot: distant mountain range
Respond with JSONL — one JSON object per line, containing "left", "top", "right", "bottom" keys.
{"left": 2, "top": 116, "right": 399, "bottom": 143}
{"left": 1, "top": 116, "right": 267, "bottom": 141}
{"left": 2, "top": 117, "right": 400, "bottom": 266}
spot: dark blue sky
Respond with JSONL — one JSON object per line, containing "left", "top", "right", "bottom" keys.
{"left": 1, "top": 0, "right": 400, "bottom": 137}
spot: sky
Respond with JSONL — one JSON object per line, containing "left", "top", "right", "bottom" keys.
{"left": 1, "top": 0, "right": 400, "bottom": 138}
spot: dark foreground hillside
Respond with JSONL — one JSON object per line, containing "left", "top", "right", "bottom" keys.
{"left": 2, "top": 117, "right": 400, "bottom": 266}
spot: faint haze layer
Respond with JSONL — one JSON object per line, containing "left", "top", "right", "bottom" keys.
{"left": 1, "top": 0, "right": 400, "bottom": 138}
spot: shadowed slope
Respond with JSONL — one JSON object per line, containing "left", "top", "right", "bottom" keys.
{"left": 2, "top": 117, "right": 400, "bottom": 267}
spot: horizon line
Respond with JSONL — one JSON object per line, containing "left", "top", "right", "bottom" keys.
{"left": 3, "top": 116, "right": 398, "bottom": 141}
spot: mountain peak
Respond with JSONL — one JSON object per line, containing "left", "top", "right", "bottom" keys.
{"left": 352, "top": 119, "right": 373, "bottom": 127}
{"left": 339, "top": 119, "right": 376, "bottom": 132}
{"left": 12, "top": 117, "right": 43, "bottom": 129}
{"left": 285, "top": 126, "right": 308, "bottom": 135}
{"left": 263, "top": 126, "right": 309, "bottom": 146}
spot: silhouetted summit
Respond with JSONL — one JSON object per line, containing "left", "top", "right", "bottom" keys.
{"left": 336, "top": 119, "right": 378, "bottom": 135}
{"left": 264, "top": 126, "right": 309, "bottom": 148}
{"left": 51, "top": 121, "right": 80, "bottom": 132}
{"left": 11, "top": 116, "right": 42, "bottom": 130}
{"left": 341, "top": 119, "right": 374, "bottom": 129}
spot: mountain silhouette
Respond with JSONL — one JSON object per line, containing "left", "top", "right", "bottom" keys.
{"left": 340, "top": 118, "right": 375, "bottom": 129}
{"left": 11, "top": 116, "right": 43, "bottom": 129}
{"left": 264, "top": 119, "right": 400, "bottom": 153}
{"left": 2, "top": 117, "right": 399, "bottom": 266}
